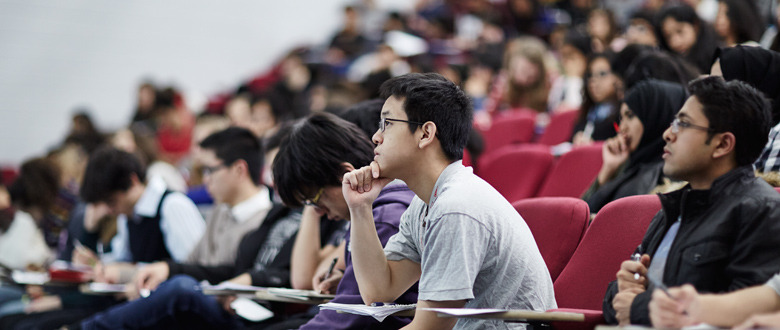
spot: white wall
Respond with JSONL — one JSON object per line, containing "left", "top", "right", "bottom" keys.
{"left": 0, "top": 0, "right": 414, "bottom": 165}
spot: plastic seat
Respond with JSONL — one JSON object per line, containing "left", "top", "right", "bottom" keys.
{"left": 538, "top": 110, "right": 580, "bottom": 146}
{"left": 512, "top": 197, "right": 589, "bottom": 282}
{"left": 479, "top": 111, "right": 536, "bottom": 154}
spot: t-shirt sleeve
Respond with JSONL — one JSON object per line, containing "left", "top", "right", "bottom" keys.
{"left": 765, "top": 273, "right": 780, "bottom": 296}
{"left": 384, "top": 211, "right": 420, "bottom": 263}
{"left": 417, "top": 212, "right": 491, "bottom": 302}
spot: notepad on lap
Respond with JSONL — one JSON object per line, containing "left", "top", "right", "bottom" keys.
{"left": 319, "top": 302, "right": 416, "bottom": 322}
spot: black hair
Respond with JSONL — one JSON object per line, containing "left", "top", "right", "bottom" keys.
{"left": 688, "top": 76, "right": 771, "bottom": 166}
{"left": 563, "top": 29, "right": 593, "bottom": 59}
{"left": 80, "top": 147, "right": 146, "bottom": 204}
{"left": 579, "top": 52, "right": 619, "bottom": 124}
{"left": 262, "top": 121, "right": 294, "bottom": 154}
{"left": 273, "top": 113, "right": 374, "bottom": 207}
{"left": 611, "top": 44, "right": 654, "bottom": 79}
{"left": 656, "top": 4, "right": 720, "bottom": 73}
{"left": 8, "top": 158, "right": 60, "bottom": 211}
{"left": 718, "top": 0, "right": 764, "bottom": 44}
{"left": 624, "top": 51, "right": 699, "bottom": 90}
{"left": 199, "top": 127, "right": 263, "bottom": 186}
{"left": 338, "top": 99, "right": 384, "bottom": 140}
{"left": 379, "top": 73, "right": 473, "bottom": 160}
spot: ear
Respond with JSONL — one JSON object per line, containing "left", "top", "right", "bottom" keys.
{"left": 233, "top": 159, "right": 249, "bottom": 177}
{"left": 340, "top": 162, "right": 356, "bottom": 173}
{"left": 711, "top": 132, "right": 735, "bottom": 161}
{"left": 129, "top": 173, "right": 142, "bottom": 187}
{"left": 418, "top": 121, "right": 438, "bottom": 149}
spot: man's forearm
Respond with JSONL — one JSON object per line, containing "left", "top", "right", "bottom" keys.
{"left": 349, "top": 204, "right": 394, "bottom": 304}
{"left": 290, "top": 207, "right": 322, "bottom": 289}
{"left": 698, "top": 286, "right": 780, "bottom": 327}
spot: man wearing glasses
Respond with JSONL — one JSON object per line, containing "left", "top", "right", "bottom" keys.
{"left": 342, "top": 73, "right": 556, "bottom": 330}
{"left": 604, "top": 76, "right": 780, "bottom": 326}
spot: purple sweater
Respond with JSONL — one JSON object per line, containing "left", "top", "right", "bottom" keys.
{"left": 300, "top": 182, "right": 418, "bottom": 330}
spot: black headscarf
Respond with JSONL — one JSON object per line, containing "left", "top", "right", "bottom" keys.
{"left": 623, "top": 79, "right": 688, "bottom": 169}
{"left": 716, "top": 46, "right": 780, "bottom": 125}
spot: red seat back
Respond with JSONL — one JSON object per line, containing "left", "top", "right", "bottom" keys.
{"left": 480, "top": 111, "right": 536, "bottom": 154}
{"left": 537, "top": 144, "right": 603, "bottom": 198}
{"left": 478, "top": 144, "right": 554, "bottom": 203}
{"left": 538, "top": 110, "right": 580, "bottom": 146}
{"left": 513, "top": 197, "right": 590, "bottom": 282}
{"left": 553, "top": 194, "right": 660, "bottom": 310}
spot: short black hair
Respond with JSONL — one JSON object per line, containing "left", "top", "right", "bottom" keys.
{"left": 379, "top": 73, "right": 473, "bottom": 160}
{"left": 200, "top": 127, "right": 263, "bottom": 186}
{"left": 688, "top": 76, "right": 771, "bottom": 166}
{"left": 80, "top": 147, "right": 146, "bottom": 203}
{"left": 338, "top": 99, "right": 384, "bottom": 140}
{"left": 656, "top": 4, "right": 719, "bottom": 73}
{"left": 9, "top": 158, "right": 60, "bottom": 211}
{"left": 263, "top": 121, "right": 294, "bottom": 153}
{"left": 624, "top": 51, "right": 699, "bottom": 90}
{"left": 273, "top": 113, "right": 374, "bottom": 207}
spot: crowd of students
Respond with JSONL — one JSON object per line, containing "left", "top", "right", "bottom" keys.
{"left": 3, "top": 0, "right": 780, "bottom": 329}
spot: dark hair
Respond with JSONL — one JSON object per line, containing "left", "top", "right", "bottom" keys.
{"left": 624, "top": 51, "right": 699, "bottom": 90}
{"left": 273, "top": 113, "right": 374, "bottom": 207}
{"left": 80, "top": 147, "right": 146, "bottom": 203}
{"left": 263, "top": 121, "right": 294, "bottom": 153}
{"left": 379, "top": 73, "right": 473, "bottom": 160}
{"left": 688, "top": 76, "right": 771, "bottom": 166}
{"left": 579, "top": 52, "right": 619, "bottom": 123}
{"left": 611, "top": 44, "right": 654, "bottom": 79}
{"left": 563, "top": 29, "right": 593, "bottom": 59}
{"left": 718, "top": 0, "right": 764, "bottom": 44}
{"left": 199, "top": 127, "right": 263, "bottom": 186}
{"left": 656, "top": 4, "right": 720, "bottom": 73}
{"left": 8, "top": 158, "right": 61, "bottom": 211}
{"left": 338, "top": 99, "right": 384, "bottom": 139}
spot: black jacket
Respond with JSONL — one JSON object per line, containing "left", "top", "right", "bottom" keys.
{"left": 603, "top": 166, "right": 780, "bottom": 325}
{"left": 166, "top": 204, "right": 297, "bottom": 288}
{"left": 586, "top": 161, "right": 665, "bottom": 213}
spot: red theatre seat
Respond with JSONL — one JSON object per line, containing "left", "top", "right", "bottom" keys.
{"left": 548, "top": 194, "right": 660, "bottom": 330}
{"left": 512, "top": 197, "right": 590, "bottom": 282}
{"left": 538, "top": 110, "right": 580, "bottom": 146}
{"left": 478, "top": 144, "right": 554, "bottom": 203}
{"left": 536, "top": 144, "right": 603, "bottom": 198}
{"left": 480, "top": 111, "right": 536, "bottom": 154}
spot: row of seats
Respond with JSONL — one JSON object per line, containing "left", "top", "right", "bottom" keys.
{"left": 514, "top": 195, "right": 660, "bottom": 330}
{"left": 480, "top": 109, "right": 580, "bottom": 154}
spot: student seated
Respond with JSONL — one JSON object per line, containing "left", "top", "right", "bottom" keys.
{"left": 603, "top": 76, "right": 780, "bottom": 325}
{"left": 76, "top": 129, "right": 301, "bottom": 329}
{"left": 583, "top": 80, "right": 686, "bottom": 212}
{"left": 343, "top": 73, "right": 556, "bottom": 329}
{"left": 261, "top": 112, "right": 417, "bottom": 330}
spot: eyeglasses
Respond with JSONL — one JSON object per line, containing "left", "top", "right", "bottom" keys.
{"left": 670, "top": 118, "right": 714, "bottom": 134}
{"left": 303, "top": 188, "right": 324, "bottom": 207}
{"left": 202, "top": 164, "right": 227, "bottom": 177}
{"left": 378, "top": 118, "right": 425, "bottom": 133}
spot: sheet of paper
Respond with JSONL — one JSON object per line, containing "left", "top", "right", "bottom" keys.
{"left": 420, "top": 308, "right": 508, "bottom": 316}
{"left": 319, "top": 302, "right": 416, "bottom": 322}
{"left": 267, "top": 288, "right": 335, "bottom": 299}
{"left": 231, "top": 297, "right": 273, "bottom": 322}
{"left": 11, "top": 270, "right": 49, "bottom": 285}
{"left": 86, "top": 282, "right": 127, "bottom": 293}
{"left": 200, "top": 282, "right": 266, "bottom": 292}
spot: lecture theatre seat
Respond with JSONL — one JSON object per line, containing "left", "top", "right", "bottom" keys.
{"left": 537, "top": 110, "right": 579, "bottom": 146}
{"left": 479, "top": 110, "right": 536, "bottom": 154}
{"left": 536, "top": 144, "right": 603, "bottom": 198}
{"left": 547, "top": 194, "right": 660, "bottom": 330}
{"left": 478, "top": 144, "right": 554, "bottom": 203}
{"left": 513, "top": 197, "right": 589, "bottom": 282}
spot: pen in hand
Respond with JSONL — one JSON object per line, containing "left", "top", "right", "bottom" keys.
{"left": 324, "top": 258, "right": 338, "bottom": 281}
{"left": 631, "top": 244, "right": 643, "bottom": 281}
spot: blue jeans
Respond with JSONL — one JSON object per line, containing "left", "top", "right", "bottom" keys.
{"left": 81, "top": 275, "right": 243, "bottom": 330}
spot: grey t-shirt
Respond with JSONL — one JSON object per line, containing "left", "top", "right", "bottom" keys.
{"left": 765, "top": 273, "right": 780, "bottom": 296}
{"left": 384, "top": 161, "right": 557, "bottom": 329}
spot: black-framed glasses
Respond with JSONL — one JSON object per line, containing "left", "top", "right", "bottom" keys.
{"left": 303, "top": 187, "right": 324, "bottom": 207}
{"left": 202, "top": 164, "right": 227, "bottom": 177}
{"left": 670, "top": 118, "right": 714, "bottom": 134}
{"left": 379, "top": 118, "right": 425, "bottom": 133}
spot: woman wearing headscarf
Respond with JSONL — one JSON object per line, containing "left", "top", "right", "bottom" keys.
{"left": 712, "top": 46, "right": 780, "bottom": 172}
{"left": 582, "top": 80, "right": 687, "bottom": 212}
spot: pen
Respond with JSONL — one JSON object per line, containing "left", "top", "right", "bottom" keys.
{"left": 631, "top": 244, "right": 642, "bottom": 280}
{"left": 324, "top": 258, "right": 338, "bottom": 281}
{"left": 613, "top": 122, "right": 620, "bottom": 133}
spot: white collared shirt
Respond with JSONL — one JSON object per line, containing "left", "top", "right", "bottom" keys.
{"left": 112, "top": 176, "right": 205, "bottom": 262}
{"left": 231, "top": 187, "right": 272, "bottom": 224}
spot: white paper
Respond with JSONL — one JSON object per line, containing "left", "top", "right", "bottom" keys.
{"left": 319, "top": 302, "right": 416, "bottom": 322}
{"left": 231, "top": 297, "right": 273, "bottom": 322}
{"left": 267, "top": 288, "right": 335, "bottom": 299}
{"left": 87, "top": 282, "right": 127, "bottom": 293}
{"left": 11, "top": 270, "right": 49, "bottom": 285}
{"left": 200, "top": 282, "right": 266, "bottom": 292}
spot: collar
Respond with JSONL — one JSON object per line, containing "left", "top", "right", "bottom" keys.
{"left": 134, "top": 176, "right": 168, "bottom": 218}
{"left": 231, "top": 187, "right": 272, "bottom": 223}
{"left": 427, "top": 160, "right": 465, "bottom": 207}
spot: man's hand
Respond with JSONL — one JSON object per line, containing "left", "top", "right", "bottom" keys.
{"left": 25, "top": 295, "right": 62, "bottom": 313}
{"left": 598, "top": 135, "right": 631, "bottom": 185}
{"left": 342, "top": 162, "right": 392, "bottom": 211}
{"left": 313, "top": 266, "right": 343, "bottom": 294}
{"left": 649, "top": 285, "right": 700, "bottom": 329}
{"left": 614, "top": 288, "right": 643, "bottom": 325}
{"left": 734, "top": 311, "right": 780, "bottom": 330}
{"left": 217, "top": 295, "right": 237, "bottom": 315}
{"left": 616, "top": 254, "right": 650, "bottom": 292}
{"left": 134, "top": 262, "right": 169, "bottom": 292}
